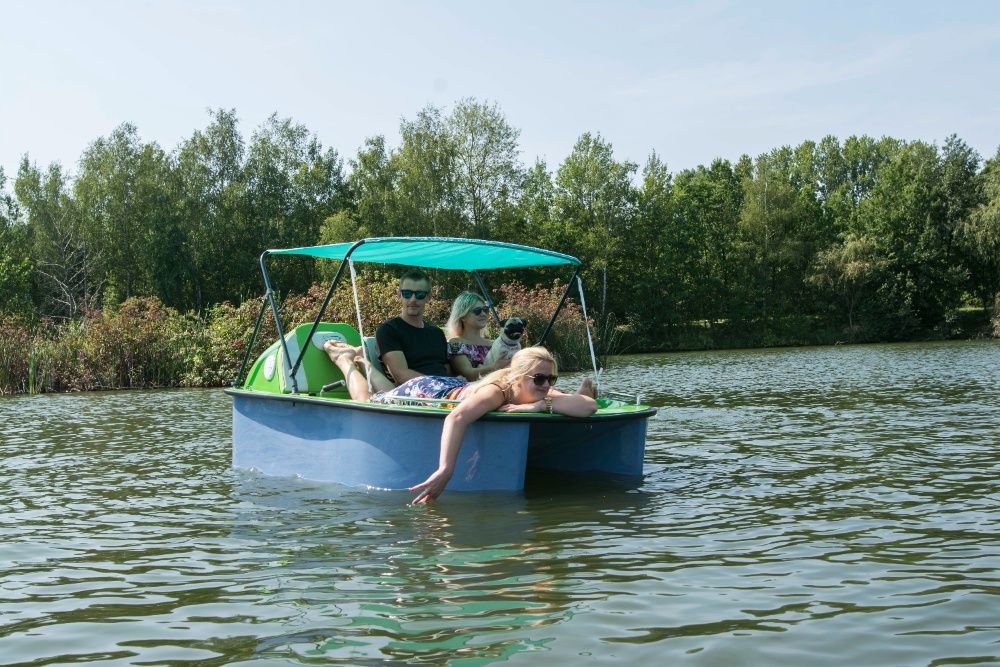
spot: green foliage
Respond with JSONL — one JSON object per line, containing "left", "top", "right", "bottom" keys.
{"left": 0, "top": 316, "right": 34, "bottom": 394}
{"left": 553, "top": 132, "right": 637, "bottom": 316}
{"left": 0, "top": 276, "right": 601, "bottom": 393}
{"left": 807, "top": 234, "right": 884, "bottom": 340}
{"left": 15, "top": 159, "right": 93, "bottom": 319}
{"left": 449, "top": 98, "right": 522, "bottom": 238}
{"left": 0, "top": 168, "right": 34, "bottom": 319}
{"left": 180, "top": 298, "right": 276, "bottom": 388}
{"left": 959, "top": 146, "right": 1000, "bottom": 310}
{"left": 77, "top": 298, "right": 188, "bottom": 389}
{"left": 495, "top": 280, "right": 595, "bottom": 371}
{"left": 4, "top": 100, "right": 998, "bottom": 388}
{"left": 994, "top": 295, "right": 1000, "bottom": 338}
{"left": 74, "top": 124, "right": 176, "bottom": 305}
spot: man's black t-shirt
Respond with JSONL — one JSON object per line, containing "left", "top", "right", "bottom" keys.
{"left": 375, "top": 317, "right": 449, "bottom": 379}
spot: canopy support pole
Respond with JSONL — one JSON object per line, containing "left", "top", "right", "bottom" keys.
{"left": 348, "top": 259, "right": 374, "bottom": 398}
{"left": 472, "top": 270, "right": 503, "bottom": 326}
{"left": 288, "top": 240, "right": 367, "bottom": 380}
{"left": 233, "top": 294, "right": 269, "bottom": 387}
{"left": 258, "top": 251, "right": 297, "bottom": 393}
{"left": 576, "top": 275, "right": 601, "bottom": 394}
{"left": 537, "top": 266, "right": 581, "bottom": 347}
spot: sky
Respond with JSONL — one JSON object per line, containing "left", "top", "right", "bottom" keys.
{"left": 2, "top": 0, "right": 999, "bottom": 183}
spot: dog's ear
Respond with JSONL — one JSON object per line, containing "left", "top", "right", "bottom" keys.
{"left": 499, "top": 317, "right": 510, "bottom": 328}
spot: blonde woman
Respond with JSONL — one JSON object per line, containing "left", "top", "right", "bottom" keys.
{"left": 445, "top": 291, "right": 509, "bottom": 381}
{"left": 325, "top": 344, "right": 597, "bottom": 503}
{"left": 409, "top": 346, "right": 597, "bottom": 504}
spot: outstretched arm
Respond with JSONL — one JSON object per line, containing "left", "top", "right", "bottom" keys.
{"left": 409, "top": 385, "right": 505, "bottom": 504}
{"left": 497, "top": 389, "right": 597, "bottom": 416}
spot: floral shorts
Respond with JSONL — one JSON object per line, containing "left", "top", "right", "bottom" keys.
{"left": 372, "top": 375, "right": 468, "bottom": 404}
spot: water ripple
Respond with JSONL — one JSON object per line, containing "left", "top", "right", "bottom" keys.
{"left": 1, "top": 341, "right": 999, "bottom": 665}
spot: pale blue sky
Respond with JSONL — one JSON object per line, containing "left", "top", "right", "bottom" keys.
{"left": 2, "top": 0, "right": 999, "bottom": 181}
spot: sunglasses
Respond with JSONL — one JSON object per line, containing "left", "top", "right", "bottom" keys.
{"left": 399, "top": 289, "right": 428, "bottom": 300}
{"left": 469, "top": 306, "right": 489, "bottom": 316}
{"left": 530, "top": 373, "right": 558, "bottom": 387}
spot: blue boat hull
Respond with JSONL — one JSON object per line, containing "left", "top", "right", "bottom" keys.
{"left": 228, "top": 390, "right": 654, "bottom": 491}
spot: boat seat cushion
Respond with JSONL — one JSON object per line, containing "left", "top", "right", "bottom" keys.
{"left": 362, "top": 336, "right": 384, "bottom": 376}
{"left": 282, "top": 322, "right": 362, "bottom": 394}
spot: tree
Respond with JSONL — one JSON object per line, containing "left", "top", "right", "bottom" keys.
{"left": 0, "top": 167, "right": 33, "bottom": 317}
{"left": 855, "top": 140, "right": 966, "bottom": 335}
{"left": 243, "top": 113, "right": 347, "bottom": 295}
{"left": 553, "top": 133, "right": 637, "bottom": 314}
{"left": 958, "top": 146, "right": 1000, "bottom": 312}
{"left": 348, "top": 135, "right": 398, "bottom": 238}
{"left": 632, "top": 153, "right": 676, "bottom": 337}
{"left": 737, "top": 149, "right": 803, "bottom": 333}
{"left": 394, "top": 106, "right": 462, "bottom": 237}
{"left": 175, "top": 108, "right": 247, "bottom": 309}
{"left": 15, "top": 159, "right": 94, "bottom": 319}
{"left": 491, "top": 158, "right": 555, "bottom": 251}
{"left": 448, "top": 98, "right": 523, "bottom": 238}
{"left": 670, "top": 159, "right": 744, "bottom": 333}
{"left": 808, "top": 234, "right": 884, "bottom": 337}
{"left": 74, "top": 123, "right": 176, "bottom": 305}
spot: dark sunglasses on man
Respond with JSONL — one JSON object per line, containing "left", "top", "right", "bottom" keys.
{"left": 399, "top": 289, "right": 428, "bottom": 300}
{"left": 469, "top": 306, "right": 489, "bottom": 316}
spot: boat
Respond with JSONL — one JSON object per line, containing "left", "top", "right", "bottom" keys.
{"left": 225, "top": 237, "right": 657, "bottom": 491}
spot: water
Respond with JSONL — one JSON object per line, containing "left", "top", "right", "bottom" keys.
{"left": 2, "top": 340, "right": 998, "bottom": 666}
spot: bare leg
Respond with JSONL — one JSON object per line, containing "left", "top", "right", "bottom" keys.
{"left": 355, "top": 356, "right": 396, "bottom": 393}
{"left": 576, "top": 377, "right": 597, "bottom": 399}
{"left": 324, "top": 340, "right": 396, "bottom": 397}
{"left": 325, "top": 343, "right": 371, "bottom": 401}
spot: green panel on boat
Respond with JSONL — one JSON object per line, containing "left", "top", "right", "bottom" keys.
{"left": 244, "top": 322, "right": 362, "bottom": 396}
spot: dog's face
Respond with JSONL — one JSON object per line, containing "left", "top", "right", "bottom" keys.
{"left": 501, "top": 317, "right": 526, "bottom": 341}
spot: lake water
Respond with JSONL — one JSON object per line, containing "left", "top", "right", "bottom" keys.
{"left": 2, "top": 340, "right": 999, "bottom": 666}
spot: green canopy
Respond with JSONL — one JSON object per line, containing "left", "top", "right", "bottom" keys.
{"left": 268, "top": 237, "right": 580, "bottom": 270}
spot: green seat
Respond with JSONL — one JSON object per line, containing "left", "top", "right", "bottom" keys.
{"left": 244, "top": 322, "right": 361, "bottom": 395}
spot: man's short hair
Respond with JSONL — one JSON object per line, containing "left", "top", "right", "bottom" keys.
{"left": 399, "top": 269, "right": 432, "bottom": 289}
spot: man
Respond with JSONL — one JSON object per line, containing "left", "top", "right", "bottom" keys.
{"left": 375, "top": 269, "right": 449, "bottom": 382}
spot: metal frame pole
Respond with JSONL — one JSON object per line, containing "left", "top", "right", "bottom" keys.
{"left": 232, "top": 295, "right": 269, "bottom": 387}
{"left": 471, "top": 270, "right": 503, "bottom": 326}
{"left": 537, "top": 265, "right": 581, "bottom": 347}
{"left": 288, "top": 239, "right": 368, "bottom": 378}
{"left": 259, "top": 250, "right": 297, "bottom": 393}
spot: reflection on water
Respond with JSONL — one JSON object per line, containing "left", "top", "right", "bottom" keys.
{"left": 1, "top": 340, "right": 999, "bottom": 665}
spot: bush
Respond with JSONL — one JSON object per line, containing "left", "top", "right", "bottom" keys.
{"left": 495, "top": 280, "right": 597, "bottom": 371}
{"left": 181, "top": 299, "right": 276, "bottom": 388}
{"left": 0, "top": 316, "right": 33, "bottom": 394}
{"left": 76, "top": 298, "right": 191, "bottom": 389}
{"left": 993, "top": 295, "right": 1000, "bottom": 338}
{"left": 0, "top": 277, "right": 618, "bottom": 393}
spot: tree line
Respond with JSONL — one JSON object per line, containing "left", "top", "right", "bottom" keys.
{"left": 2, "top": 99, "right": 999, "bottom": 352}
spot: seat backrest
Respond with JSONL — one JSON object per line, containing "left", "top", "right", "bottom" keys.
{"left": 244, "top": 322, "right": 361, "bottom": 395}
{"left": 362, "top": 336, "right": 384, "bottom": 377}
{"left": 287, "top": 322, "right": 362, "bottom": 394}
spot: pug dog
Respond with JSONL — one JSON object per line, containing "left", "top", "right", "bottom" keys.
{"left": 484, "top": 317, "right": 526, "bottom": 368}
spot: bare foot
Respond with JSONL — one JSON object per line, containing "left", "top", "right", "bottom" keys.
{"left": 323, "top": 340, "right": 360, "bottom": 360}
{"left": 576, "top": 377, "right": 597, "bottom": 399}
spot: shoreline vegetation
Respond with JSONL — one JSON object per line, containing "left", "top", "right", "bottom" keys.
{"left": 0, "top": 280, "right": 598, "bottom": 395}
{"left": 2, "top": 99, "right": 999, "bottom": 395}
